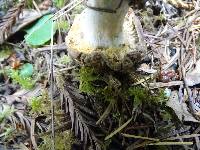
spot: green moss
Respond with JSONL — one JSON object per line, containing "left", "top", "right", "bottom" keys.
{"left": 54, "top": 0, "right": 69, "bottom": 8}
{"left": 29, "top": 96, "right": 43, "bottom": 114}
{"left": 128, "top": 87, "right": 167, "bottom": 108}
{"left": 78, "top": 66, "right": 167, "bottom": 107}
{"left": 78, "top": 67, "right": 119, "bottom": 102}
{"left": 103, "top": 46, "right": 128, "bottom": 61}
{"left": 56, "top": 20, "right": 69, "bottom": 31}
{"left": 8, "top": 69, "right": 35, "bottom": 89}
{"left": 38, "top": 131, "right": 75, "bottom": 150}
{"left": 58, "top": 55, "right": 71, "bottom": 65}
{"left": 78, "top": 66, "right": 100, "bottom": 94}
{"left": 0, "top": 127, "right": 15, "bottom": 142}
{"left": 0, "top": 47, "right": 13, "bottom": 61}
{"left": 0, "top": 105, "right": 15, "bottom": 123}
{"left": 28, "top": 91, "right": 50, "bottom": 115}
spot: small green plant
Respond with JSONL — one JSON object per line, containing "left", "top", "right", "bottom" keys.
{"left": 54, "top": 0, "right": 68, "bottom": 8}
{"left": 0, "top": 105, "right": 15, "bottom": 123}
{"left": 8, "top": 69, "right": 35, "bottom": 89}
{"left": 56, "top": 20, "right": 69, "bottom": 31}
{"left": 58, "top": 55, "right": 71, "bottom": 65}
{"left": 0, "top": 48, "right": 13, "bottom": 62}
{"left": 0, "top": 127, "right": 15, "bottom": 142}
{"left": 28, "top": 90, "right": 50, "bottom": 115}
{"left": 38, "top": 130, "right": 75, "bottom": 150}
{"left": 29, "top": 96, "right": 43, "bottom": 114}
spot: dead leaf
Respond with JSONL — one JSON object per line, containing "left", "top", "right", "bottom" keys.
{"left": 167, "top": 91, "right": 199, "bottom": 123}
{"left": 185, "top": 59, "right": 200, "bottom": 86}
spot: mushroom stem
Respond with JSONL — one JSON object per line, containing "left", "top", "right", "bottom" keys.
{"left": 66, "top": 0, "right": 129, "bottom": 53}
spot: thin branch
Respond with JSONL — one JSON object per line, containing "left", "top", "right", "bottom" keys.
{"left": 30, "top": 118, "right": 37, "bottom": 149}
{"left": 50, "top": 19, "right": 55, "bottom": 150}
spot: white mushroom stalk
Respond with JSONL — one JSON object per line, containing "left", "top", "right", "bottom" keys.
{"left": 66, "top": 0, "right": 130, "bottom": 56}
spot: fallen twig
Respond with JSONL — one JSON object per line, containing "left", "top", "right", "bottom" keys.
{"left": 31, "top": 118, "right": 37, "bottom": 150}
{"left": 149, "top": 81, "right": 183, "bottom": 89}
{"left": 33, "top": 43, "right": 67, "bottom": 55}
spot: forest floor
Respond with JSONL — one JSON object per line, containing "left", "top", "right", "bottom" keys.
{"left": 1, "top": 0, "right": 200, "bottom": 150}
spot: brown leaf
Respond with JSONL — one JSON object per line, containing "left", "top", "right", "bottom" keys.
{"left": 167, "top": 91, "right": 199, "bottom": 123}
{"left": 185, "top": 59, "right": 200, "bottom": 86}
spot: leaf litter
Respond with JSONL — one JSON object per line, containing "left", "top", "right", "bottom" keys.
{"left": 1, "top": 0, "right": 200, "bottom": 150}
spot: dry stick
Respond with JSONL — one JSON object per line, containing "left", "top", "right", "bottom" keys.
{"left": 185, "top": 8, "right": 200, "bottom": 17}
{"left": 53, "top": 0, "right": 84, "bottom": 20}
{"left": 185, "top": 12, "right": 200, "bottom": 29}
{"left": 53, "top": 0, "right": 81, "bottom": 18}
{"left": 131, "top": 10, "right": 147, "bottom": 52}
{"left": 172, "top": 20, "right": 197, "bottom": 150}
{"left": 32, "top": 0, "right": 42, "bottom": 15}
{"left": 180, "top": 27, "right": 195, "bottom": 115}
{"left": 168, "top": 24, "right": 187, "bottom": 47}
{"left": 167, "top": 134, "right": 200, "bottom": 140}
{"left": 149, "top": 81, "right": 184, "bottom": 89}
{"left": 192, "top": 31, "right": 197, "bottom": 65}
{"left": 33, "top": 43, "right": 67, "bottom": 54}
{"left": 176, "top": 134, "right": 190, "bottom": 150}
{"left": 164, "top": 0, "right": 194, "bottom": 10}
{"left": 50, "top": 21, "right": 55, "bottom": 150}
{"left": 30, "top": 119, "right": 37, "bottom": 149}
{"left": 180, "top": 49, "right": 189, "bottom": 95}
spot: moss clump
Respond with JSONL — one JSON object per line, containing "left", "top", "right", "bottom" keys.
{"left": 103, "top": 46, "right": 128, "bottom": 61}
{"left": 29, "top": 96, "right": 43, "bottom": 114}
{"left": 78, "top": 66, "right": 167, "bottom": 106}
{"left": 128, "top": 87, "right": 167, "bottom": 108}
{"left": 78, "top": 66, "right": 101, "bottom": 94}
{"left": 8, "top": 69, "right": 35, "bottom": 89}
{"left": 38, "top": 131, "right": 75, "bottom": 150}
{"left": 0, "top": 46, "right": 13, "bottom": 61}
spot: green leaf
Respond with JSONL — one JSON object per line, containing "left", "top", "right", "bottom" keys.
{"left": 24, "top": 14, "right": 56, "bottom": 46}
{"left": 19, "top": 63, "right": 34, "bottom": 78}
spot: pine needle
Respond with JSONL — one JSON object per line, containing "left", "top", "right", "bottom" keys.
{"left": 105, "top": 117, "right": 133, "bottom": 140}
